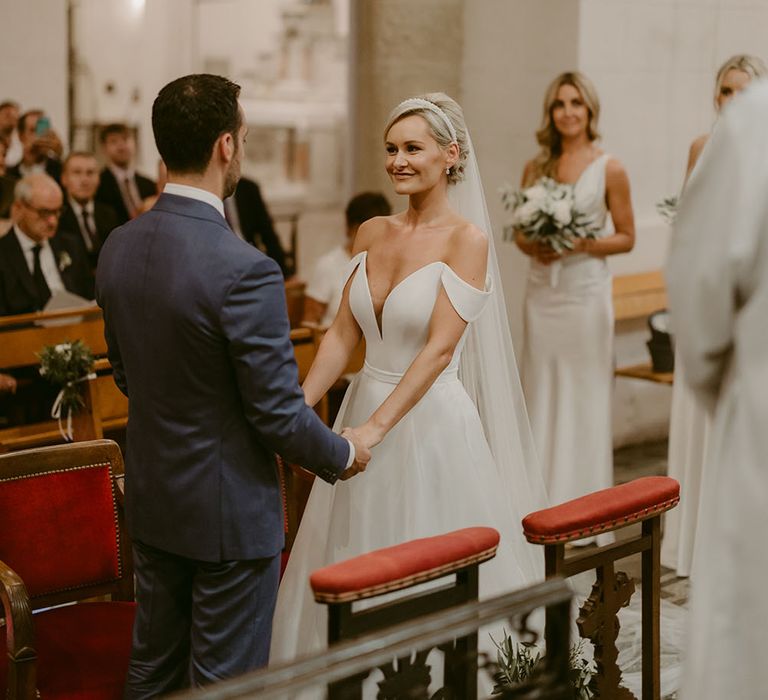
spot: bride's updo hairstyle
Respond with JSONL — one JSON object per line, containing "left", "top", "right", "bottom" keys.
{"left": 528, "top": 71, "right": 601, "bottom": 183}
{"left": 714, "top": 54, "right": 767, "bottom": 109}
{"left": 383, "top": 92, "right": 469, "bottom": 184}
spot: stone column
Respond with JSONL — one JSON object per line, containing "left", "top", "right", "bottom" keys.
{"left": 349, "top": 0, "right": 464, "bottom": 196}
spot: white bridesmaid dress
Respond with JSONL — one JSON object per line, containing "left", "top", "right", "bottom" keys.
{"left": 270, "top": 250, "right": 543, "bottom": 665}
{"left": 521, "top": 154, "right": 614, "bottom": 518}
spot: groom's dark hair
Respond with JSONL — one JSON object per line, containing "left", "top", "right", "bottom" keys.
{"left": 152, "top": 74, "right": 241, "bottom": 174}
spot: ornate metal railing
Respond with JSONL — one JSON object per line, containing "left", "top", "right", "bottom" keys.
{"left": 173, "top": 577, "right": 574, "bottom": 700}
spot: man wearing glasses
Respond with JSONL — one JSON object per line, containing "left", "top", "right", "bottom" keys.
{"left": 0, "top": 172, "right": 93, "bottom": 316}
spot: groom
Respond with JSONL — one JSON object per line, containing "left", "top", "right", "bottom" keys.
{"left": 96, "top": 74, "right": 370, "bottom": 696}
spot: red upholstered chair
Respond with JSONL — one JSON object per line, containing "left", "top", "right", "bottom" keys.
{"left": 0, "top": 439, "right": 135, "bottom": 700}
{"left": 310, "top": 527, "right": 500, "bottom": 700}
{"left": 522, "top": 476, "right": 680, "bottom": 700}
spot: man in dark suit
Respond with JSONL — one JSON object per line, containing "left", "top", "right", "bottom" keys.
{"left": 96, "top": 74, "right": 370, "bottom": 696}
{"left": 58, "top": 152, "right": 119, "bottom": 269}
{"left": 5, "top": 110, "right": 63, "bottom": 183}
{"left": 225, "top": 176, "right": 289, "bottom": 276}
{"left": 95, "top": 123, "right": 156, "bottom": 225}
{"left": 0, "top": 173, "right": 94, "bottom": 316}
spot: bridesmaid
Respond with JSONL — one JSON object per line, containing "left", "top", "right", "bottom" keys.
{"left": 662, "top": 53, "right": 767, "bottom": 577}
{"left": 515, "top": 72, "right": 635, "bottom": 539}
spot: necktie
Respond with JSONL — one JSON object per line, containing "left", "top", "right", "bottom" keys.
{"left": 81, "top": 208, "right": 96, "bottom": 251}
{"left": 32, "top": 244, "right": 51, "bottom": 309}
{"left": 122, "top": 176, "right": 138, "bottom": 218}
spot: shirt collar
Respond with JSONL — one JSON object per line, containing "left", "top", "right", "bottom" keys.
{"left": 68, "top": 197, "right": 93, "bottom": 216}
{"left": 163, "top": 183, "right": 225, "bottom": 219}
{"left": 13, "top": 224, "right": 47, "bottom": 252}
{"left": 109, "top": 164, "right": 135, "bottom": 181}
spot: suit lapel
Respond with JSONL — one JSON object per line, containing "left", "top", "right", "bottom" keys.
{"left": 4, "top": 230, "right": 38, "bottom": 302}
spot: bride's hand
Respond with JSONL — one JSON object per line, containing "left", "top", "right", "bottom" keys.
{"left": 343, "top": 423, "right": 384, "bottom": 451}
{"left": 534, "top": 243, "right": 561, "bottom": 265}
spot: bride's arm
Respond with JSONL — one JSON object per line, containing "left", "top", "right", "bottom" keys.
{"left": 352, "top": 227, "right": 488, "bottom": 448}
{"left": 302, "top": 281, "right": 362, "bottom": 407}
{"left": 572, "top": 158, "right": 635, "bottom": 257}
{"left": 301, "top": 220, "right": 378, "bottom": 407}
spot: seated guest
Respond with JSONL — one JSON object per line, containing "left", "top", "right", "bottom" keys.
{"left": 59, "top": 152, "right": 119, "bottom": 268}
{"left": 95, "top": 123, "right": 156, "bottom": 225}
{"left": 0, "top": 100, "right": 20, "bottom": 166}
{"left": 303, "top": 191, "right": 391, "bottom": 326}
{"left": 0, "top": 372, "right": 18, "bottom": 428}
{"left": 225, "top": 176, "right": 289, "bottom": 276}
{"left": 6, "top": 110, "right": 63, "bottom": 182}
{"left": 0, "top": 136, "right": 16, "bottom": 220}
{"left": 0, "top": 173, "right": 94, "bottom": 316}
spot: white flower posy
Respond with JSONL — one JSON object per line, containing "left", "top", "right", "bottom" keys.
{"left": 501, "top": 177, "right": 597, "bottom": 253}
{"left": 58, "top": 251, "right": 73, "bottom": 272}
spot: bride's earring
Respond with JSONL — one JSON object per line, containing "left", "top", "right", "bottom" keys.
{"left": 445, "top": 167, "right": 451, "bottom": 175}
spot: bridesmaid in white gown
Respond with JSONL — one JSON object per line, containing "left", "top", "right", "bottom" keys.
{"left": 515, "top": 73, "right": 635, "bottom": 529}
{"left": 661, "top": 54, "right": 767, "bottom": 577}
{"left": 270, "top": 93, "right": 547, "bottom": 666}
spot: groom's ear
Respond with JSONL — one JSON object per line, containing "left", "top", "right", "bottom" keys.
{"left": 216, "top": 132, "right": 235, "bottom": 165}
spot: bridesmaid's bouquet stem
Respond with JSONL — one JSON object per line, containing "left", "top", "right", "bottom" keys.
{"left": 501, "top": 177, "right": 598, "bottom": 253}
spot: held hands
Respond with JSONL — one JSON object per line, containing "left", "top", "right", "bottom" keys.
{"left": 338, "top": 423, "right": 384, "bottom": 481}
{"left": 0, "top": 373, "right": 17, "bottom": 394}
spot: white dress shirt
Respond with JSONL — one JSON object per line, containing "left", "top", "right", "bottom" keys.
{"left": 68, "top": 197, "right": 96, "bottom": 251}
{"left": 161, "top": 182, "right": 356, "bottom": 470}
{"left": 14, "top": 225, "right": 65, "bottom": 294}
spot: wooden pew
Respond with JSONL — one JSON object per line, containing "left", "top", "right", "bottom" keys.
{"left": 612, "top": 270, "right": 673, "bottom": 385}
{"left": 0, "top": 310, "right": 320, "bottom": 453}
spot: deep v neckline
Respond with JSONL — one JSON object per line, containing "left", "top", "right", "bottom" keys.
{"left": 360, "top": 251, "right": 443, "bottom": 341}
{"left": 554, "top": 152, "right": 605, "bottom": 186}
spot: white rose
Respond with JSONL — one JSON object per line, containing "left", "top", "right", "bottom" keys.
{"left": 55, "top": 343, "right": 69, "bottom": 354}
{"left": 552, "top": 200, "right": 573, "bottom": 227}
{"left": 524, "top": 184, "right": 547, "bottom": 205}
{"left": 513, "top": 200, "right": 539, "bottom": 227}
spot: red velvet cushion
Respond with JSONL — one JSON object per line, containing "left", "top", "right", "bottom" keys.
{"left": 522, "top": 476, "right": 680, "bottom": 544}
{"left": 0, "top": 464, "right": 122, "bottom": 597}
{"left": 0, "top": 601, "right": 135, "bottom": 699}
{"left": 310, "top": 527, "right": 500, "bottom": 603}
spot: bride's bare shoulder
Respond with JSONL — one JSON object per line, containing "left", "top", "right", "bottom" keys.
{"left": 446, "top": 221, "right": 489, "bottom": 288}
{"left": 350, "top": 214, "right": 400, "bottom": 255}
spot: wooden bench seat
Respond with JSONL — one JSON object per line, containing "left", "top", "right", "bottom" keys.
{"left": 612, "top": 270, "right": 673, "bottom": 385}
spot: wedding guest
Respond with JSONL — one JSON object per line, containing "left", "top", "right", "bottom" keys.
{"left": 0, "top": 173, "right": 93, "bottom": 317}
{"left": 662, "top": 53, "right": 767, "bottom": 578}
{"left": 515, "top": 72, "right": 634, "bottom": 538}
{"left": 59, "top": 152, "right": 119, "bottom": 269}
{"left": 668, "top": 76, "right": 768, "bottom": 700}
{"left": 0, "top": 100, "right": 20, "bottom": 165}
{"left": 6, "top": 110, "right": 64, "bottom": 183}
{"left": 0, "top": 137, "right": 16, "bottom": 219}
{"left": 95, "top": 123, "right": 156, "bottom": 225}
{"left": 303, "top": 191, "right": 391, "bottom": 326}
{"left": 225, "top": 176, "right": 289, "bottom": 276}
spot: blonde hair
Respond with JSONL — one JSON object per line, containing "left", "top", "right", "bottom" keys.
{"left": 714, "top": 54, "right": 768, "bottom": 108}
{"left": 383, "top": 92, "right": 469, "bottom": 184}
{"left": 527, "top": 72, "right": 601, "bottom": 184}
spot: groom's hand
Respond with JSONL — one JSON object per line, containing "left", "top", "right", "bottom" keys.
{"left": 339, "top": 427, "right": 372, "bottom": 481}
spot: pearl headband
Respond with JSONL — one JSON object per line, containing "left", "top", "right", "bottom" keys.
{"left": 394, "top": 97, "right": 458, "bottom": 145}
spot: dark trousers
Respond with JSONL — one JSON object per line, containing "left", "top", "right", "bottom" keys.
{"left": 125, "top": 540, "right": 280, "bottom": 699}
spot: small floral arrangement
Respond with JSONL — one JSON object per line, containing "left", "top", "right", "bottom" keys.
{"left": 501, "top": 177, "right": 598, "bottom": 253}
{"left": 38, "top": 340, "right": 96, "bottom": 440}
{"left": 656, "top": 195, "right": 678, "bottom": 224}
{"left": 57, "top": 250, "right": 73, "bottom": 272}
{"left": 491, "top": 632, "right": 594, "bottom": 699}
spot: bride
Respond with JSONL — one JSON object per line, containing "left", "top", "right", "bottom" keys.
{"left": 270, "top": 93, "right": 547, "bottom": 664}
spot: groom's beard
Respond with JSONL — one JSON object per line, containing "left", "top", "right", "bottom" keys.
{"left": 222, "top": 165, "right": 240, "bottom": 200}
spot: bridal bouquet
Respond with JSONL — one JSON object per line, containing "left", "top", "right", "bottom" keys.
{"left": 501, "top": 177, "right": 598, "bottom": 253}
{"left": 38, "top": 340, "right": 96, "bottom": 441}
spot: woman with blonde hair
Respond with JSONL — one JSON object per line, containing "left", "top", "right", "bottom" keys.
{"left": 515, "top": 72, "right": 635, "bottom": 536}
{"left": 662, "top": 53, "right": 767, "bottom": 578}
{"left": 271, "top": 92, "right": 547, "bottom": 666}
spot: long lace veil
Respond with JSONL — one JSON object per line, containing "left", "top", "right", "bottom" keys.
{"left": 449, "top": 132, "right": 548, "bottom": 576}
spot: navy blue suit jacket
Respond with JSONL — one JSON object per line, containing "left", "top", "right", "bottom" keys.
{"left": 96, "top": 193, "right": 348, "bottom": 562}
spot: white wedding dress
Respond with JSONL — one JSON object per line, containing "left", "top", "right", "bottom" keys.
{"left": 521, "top": 154, "right": 614, "bottom": 519}
{"left": 270, "top": 249, "right": 544, "bottom": 665}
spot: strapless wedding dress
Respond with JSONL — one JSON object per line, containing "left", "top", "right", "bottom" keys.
{"left": 270, "top": 250, "right": 543, "bottom": 666}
